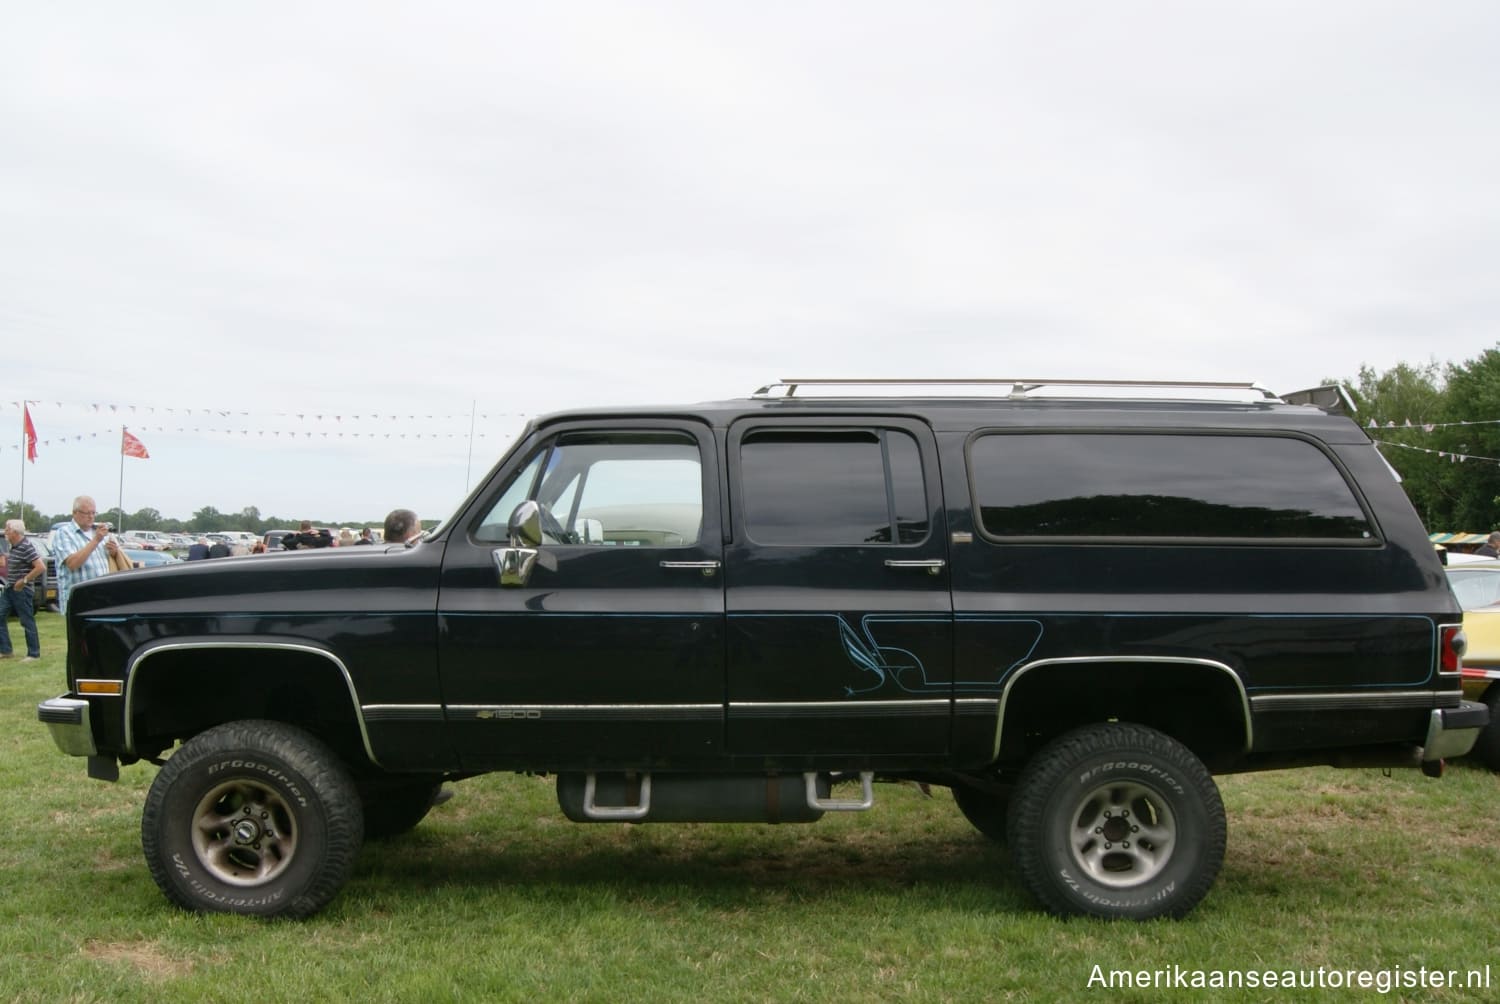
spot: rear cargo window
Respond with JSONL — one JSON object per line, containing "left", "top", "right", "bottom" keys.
{"left": 971, "top": 432, "right": 1372, "bottom": 540}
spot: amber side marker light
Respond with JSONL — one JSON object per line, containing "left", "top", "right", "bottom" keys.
{"left": 77, "top": 680, "right": 123, "bottom": 696}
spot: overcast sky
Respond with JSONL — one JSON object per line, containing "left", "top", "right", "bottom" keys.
{"left": 4, "top": 2, "right": 1498, "bottom": 526}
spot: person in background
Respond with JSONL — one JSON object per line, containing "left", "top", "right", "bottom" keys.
{"left": 52, "top": 495, "right": 122, "bottom": 614}
{"left": 186, "top": 537, "right": 211, "bottom": 561}
{"left": 249, "top": 541, "right": 267, "bottom": 555}
{"left": 355, "top": 527, "right": 374, "bottom": 545}
{"left": 384, "top": 505, "right": 449, "bottom": 812}
{"left": 284, "top": 520, "right": 330, "bottom": 551}
{"left": 1477, "top": 531, "right": 1500, "bottom": 558}
{"left": 207, "top": 537, "right": 233, "bottom": 559}
{"left": 383, "top": 508, "right": 423, "bottom": 545}
{"left": 337, "top": 528, "right": 356, "bottom": 547}
{"left": 0, "top": 519, "right": 45, "bottom": 661}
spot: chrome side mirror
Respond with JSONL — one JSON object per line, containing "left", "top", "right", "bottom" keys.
{"left": 508, "top": 500, "right": 544, "bottom": 548}
{"left": 496, "top": 501, "right": 555, "bottom": 586}
{"left": 494, "top": 546, "right": 539, "bottom": 587}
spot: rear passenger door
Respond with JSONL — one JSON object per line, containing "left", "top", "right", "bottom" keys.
{"left": 724, "top": 417, "right": 953, "bottom": 758}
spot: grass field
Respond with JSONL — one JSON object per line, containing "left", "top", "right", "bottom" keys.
{"left": 3, "top": 612, "right": 1498, "bottom": 1002}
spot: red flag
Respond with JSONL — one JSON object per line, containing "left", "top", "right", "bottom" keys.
{"left": 122, "top": 429, "right": 150, "bottom": 459}
{"left": 23, "top": 404, "right": 37, "bottom": 462}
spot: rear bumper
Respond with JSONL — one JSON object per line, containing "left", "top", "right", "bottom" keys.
{"left": 1422, "top": 701, "right": 1489, "bottom": 762}
{"left": 37, "top": 696, "right": 96, "bottom": 757}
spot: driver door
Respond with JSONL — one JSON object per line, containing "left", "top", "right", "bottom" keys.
{"left": 436, "top": 419, "right": 724, "bottom": 770}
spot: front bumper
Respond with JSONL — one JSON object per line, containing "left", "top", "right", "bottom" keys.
{"left": 1422, "top": 700, "right": 1490, "bottom": 762}
{"left": 37, "top": 696, "right": 96, "bottom": 757}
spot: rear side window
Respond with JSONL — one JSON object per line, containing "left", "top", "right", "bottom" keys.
{"left": 739, "top": 429, "right": 928, "bottom": 546}
{"left": 971, "top": 432, "right": 1373, "bottom": 541}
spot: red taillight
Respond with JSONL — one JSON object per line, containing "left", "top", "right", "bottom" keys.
{"left": 1440, "top": 624, "right": 1465, "bottom": 674}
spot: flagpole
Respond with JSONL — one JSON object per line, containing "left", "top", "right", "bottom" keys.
{"left": 17, "top": 401, "right": 25, "bottom": 519}
{"left": 464, "top": 398, "right": 477, "bottom": 494}
{"left": 117, "top": 426, "right": 127, "bottom": 533}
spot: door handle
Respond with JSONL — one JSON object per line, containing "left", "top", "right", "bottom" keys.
{"left": 659, "top": 560, "right": 721, "bottom": 578}
{"left": 883, "top": 559, "right": 945, "bottom": 576}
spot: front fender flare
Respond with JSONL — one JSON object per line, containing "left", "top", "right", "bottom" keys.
{"left": 122, "top": 637, "right": 377, "bottom": 765}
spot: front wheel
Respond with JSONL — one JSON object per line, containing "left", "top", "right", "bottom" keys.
{"left": 1006, "top": 722, "right": 1225, "bottom": 920}
{"left": 141, "top": 720, "right": 364, "bottom": 918}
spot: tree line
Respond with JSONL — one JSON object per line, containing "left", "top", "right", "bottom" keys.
{"left": 1336, "top": 345, "right": 1500, "bottom": 531}
{"left": 0, "top": 501, "right": 377, "bottom": 535}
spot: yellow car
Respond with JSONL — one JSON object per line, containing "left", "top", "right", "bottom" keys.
{"left": 1444, "top": 561, "right": 1500, "bottom": 769}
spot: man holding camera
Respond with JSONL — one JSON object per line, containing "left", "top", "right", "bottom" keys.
{"left": 52, "top": 495, "right": 123, "bottom": 614}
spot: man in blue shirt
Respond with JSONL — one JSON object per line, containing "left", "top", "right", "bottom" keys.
{"left": 52, "top": 495, "right": 122, "bottom": 614}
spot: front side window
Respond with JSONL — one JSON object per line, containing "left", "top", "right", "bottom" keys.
{"left": 971, "top": 432, "right": 1372, "bottom": 540}
{"left": 739, "top": 429, "right": 928, "bottom": 546}
{"left": 475, "top": 432, "right": 702, "bottom": 546}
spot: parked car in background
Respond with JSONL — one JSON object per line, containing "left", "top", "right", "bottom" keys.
{"left": 122, "top": 531, "right": 171, "bottom": 551}
{"left": 1443, "top": 561, "right": 1500, "bottom": 769}
{"left": 262, "top": 530, "right": 294, "bottom": 551}
{"left": 119, "top": 548, "right": 186, "bottom": 569}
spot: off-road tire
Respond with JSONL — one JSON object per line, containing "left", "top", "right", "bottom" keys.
{"left": 141, "top": 720, "right": 363, "bottom": 918}
{"left": 1006, "top": 722, "right": 1225, "bottom": 920}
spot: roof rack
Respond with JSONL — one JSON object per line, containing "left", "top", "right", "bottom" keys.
{"left": 1279, "top": 384, "right": 1357, "bottom": 416}
{"left": 751, "top": 378, "right": 1281, "bottom": 401}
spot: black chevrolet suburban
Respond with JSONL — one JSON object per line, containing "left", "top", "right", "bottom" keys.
{"left": 38, "top": 378, "right": 1488, "bottom": 920}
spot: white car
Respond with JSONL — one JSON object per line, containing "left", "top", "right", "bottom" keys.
{"left": 122, "top": 530, "right": 170, "bottom": 550}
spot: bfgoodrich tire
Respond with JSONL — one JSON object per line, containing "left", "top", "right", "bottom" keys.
{"left": 1006, "top": 722, "right": 1226, "bottom": 920}
{"left": 141, "top": 720, "right": 364, "bottom": 918}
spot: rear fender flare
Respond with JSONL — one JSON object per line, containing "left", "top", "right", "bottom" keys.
{"left": 994, "top": 655, "right": 1252, "bottom": 761}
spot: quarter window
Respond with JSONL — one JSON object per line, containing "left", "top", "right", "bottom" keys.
{"left": 971, "top": 433, "right": 1372, "bottom": 540}
{"left": 740, "top": 429, "right": 928, "bottom": 545}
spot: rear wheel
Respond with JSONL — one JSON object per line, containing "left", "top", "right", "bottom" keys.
{"left": 141, "top": 720, "right": 363, "bottom": 918}
{"left": 1007, "top": 722, "right": 1225, "bottom": 920}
